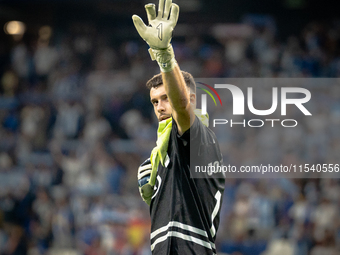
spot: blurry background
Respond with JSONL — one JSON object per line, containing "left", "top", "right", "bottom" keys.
{"left": 0, "top": 0, "right": 339, "bottom": 254}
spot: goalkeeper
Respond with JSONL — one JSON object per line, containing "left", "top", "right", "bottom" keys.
{"left": 133, "top": 1, "right": 225, "bottom": 254}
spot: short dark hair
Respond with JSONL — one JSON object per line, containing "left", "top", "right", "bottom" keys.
{"left": 146, "top": 71, "right": 196, "bottom": 93}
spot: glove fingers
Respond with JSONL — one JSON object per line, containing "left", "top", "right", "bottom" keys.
{"left": 145, "top": 4, "right": 156, "bottom": 23}
{"left": 138, "top": 164, "right": 152, "bottom": 179}
{"left": 169, "top": 3, "right": 179, "bottom": 25}
{"left": 163, "top": 0, "right": 172, "bottom": 19}
{"left": 138, "top": 164, "right": 152, "bottom": 172}
{"left": 138, "top": 169, "right": 151, "bottom": 180}
{"left": 132, "top": 15, "right": 147, "bottom": 37}
{"left": 158, "top": 0, "right": 165, "bottom": 18}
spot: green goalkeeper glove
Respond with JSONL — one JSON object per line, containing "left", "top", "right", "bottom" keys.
{"left": 137, "top": 158, "right": 154, "bottom": 205}
{"left": 132, "top": 0, "right": 179, "bottom": 72}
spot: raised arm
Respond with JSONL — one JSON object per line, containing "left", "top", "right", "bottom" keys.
{"left": 132, "top": 0, "right": 195, "bottom": 135}
{"left": 161, "top": 64, "right": 195, "bottom": 134}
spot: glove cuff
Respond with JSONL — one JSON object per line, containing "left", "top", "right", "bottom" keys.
{"left": 148, "top": 45, "right": 177, "bottom": 72}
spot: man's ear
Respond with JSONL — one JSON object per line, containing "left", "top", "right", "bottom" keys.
{"left": 190, "top": 93, "right": 196, "bottom": 107}
{"left": 190, "top": 93, "right": 196, "bottom": 104}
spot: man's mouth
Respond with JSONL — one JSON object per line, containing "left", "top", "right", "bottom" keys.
{"left": 160, "top": 116, "right": 171, "bottom": 121}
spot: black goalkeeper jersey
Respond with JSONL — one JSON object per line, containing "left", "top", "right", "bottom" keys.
{"left": 149, "top": 116, "right": 225, "bottom": 255}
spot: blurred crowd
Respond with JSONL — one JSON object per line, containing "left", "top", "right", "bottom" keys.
{"left": 0, "top": 15, "right": 340, "bottom": 255}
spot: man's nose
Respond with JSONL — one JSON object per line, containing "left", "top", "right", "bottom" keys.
{"left": 157, "top": 101, "right": 165, "bottom": 112}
